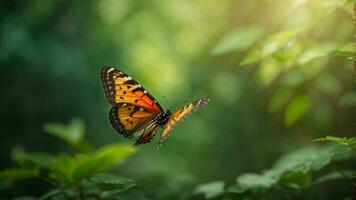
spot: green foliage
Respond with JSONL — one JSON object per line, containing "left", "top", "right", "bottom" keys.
{"left": 334, "top": 42, "right": 353, "bottom": 57}
{"left": 222, "top": 144, "right": 355, "bottom": 198}
{"left": 338, "top": 92, "right": 356, "bottom": 107}
{"left": 211, "top": 25, "right": 263, "bottom": 55}
{"left": 240, "top": 27, "right": 304, "bottom": 65}
{"left": 314, "top": 136, "right": 355, "bottom": 161}
{"left": 285, "top": 94, "right": 311, "bottom": 126}
{"left": 89, "top": 174, "right": 135, "bottom": 191}
{"left": 0, "top": 0, "right": 354, "bottom": 199}
{"left": 0, "top": 119, "right": 136, "bottom": 199}
{"left": 0, "top": 167, "right": 39, "bottom": 180}
{"left": 226, "top": 146, "right": 330, "bottom": 195}
{"left": 13, "top": 151, "right": 55, "bottom": 169}
{"left": 38, "top": 189, "right": 61, "bottom": 200}
{"left": 330, "top": 144, "right": 353, "bottom": 162}
{"left": 72, "top": 143, "right": 136, "bottom": 181}
{"left": 44, "top": 118, "right": 85, "bottom": 145}
{"left": 314, "top": 136, "right": 356, "bottom": 146}
{"left": 49, "top": 154, "right": 79, "bottom": 183}
{"left": 194, "top": 181, "right": 225, "bottom": 199}
{"left": 44, "top": 118, "right": 92, "bottom": 152}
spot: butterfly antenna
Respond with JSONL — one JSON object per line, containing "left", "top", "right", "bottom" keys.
{"left": 169, "top": 93, "right": 176, "bottom": 111}
{"left": 162, "top": 95, "right": 169, "bottom": 110}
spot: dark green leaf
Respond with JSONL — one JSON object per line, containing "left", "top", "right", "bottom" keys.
{"left": 38, "top": 189, "right": 61, "bottom": 200}
{"left": 273, "top": 146, "right": 331, "bottom": 173}
{"left": 330, "top": 144, "right": 353, "bottom": 161}
{"left": 280, "top": 171, "right": 311, "bottom": 189}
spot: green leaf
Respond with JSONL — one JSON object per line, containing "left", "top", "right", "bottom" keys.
{"left": 273, "top": 146, "right": 331, "bottom": 173}
{"left": 258, "top": 58, "right": 282, "bottom": 86}
{"left": 49, "top": 154, "right": 79, "bottom": 182}
{"left": 314, "top": 136, "right": 356, "bottom": 146}
{"left": 230, "top": 146, "right": 336, "bottom": 194}
{"left": 225, "top": 183, "right": 247, "bottom": 194}
{"left": 285, "top": 94, "right": 311, "bottom": 126}
{"left": 194, "top": 181, "right": 225, "bottom": 199}
{"left": 298, "top": 42, "right": 338, "bottom": 65}
{"left": 38, "top": 189, "right": 61, "bottom": 200}
{"left": 13, "top": 151, "right": 55, "bottom": 169}
{"left": 212, "top": 25, "right": 262, "bottom": 55}
{"left": 313, "top": 171, "right": 355, "bottom": 185}
{"left": 334, "top": 42, "right": 353, "bottom": 57}
{"left": 44, "top": 118, "right": 85, "bottom": 145}
{"left": 0, "top": 167, "right": 39, "bottom": 180}
{"left": 330, "top": 144, "right": 353, "bottom": 161}
{"left": 237, "top": 172, "right": 277, "bottom": 190}
{"left": 268, "top": 88, "right": 294, "bottom": 113}
{"left": 89, "top": 174, "right": 135, "bottom": 192}
{"left": 240, "top": 27, "right": 304, "bottom": 65}
{"left": 72, "top": 143, "right": 136, "bottom": 181}
{"left": 280, "top": 171, "right": 311, "bottom": 189}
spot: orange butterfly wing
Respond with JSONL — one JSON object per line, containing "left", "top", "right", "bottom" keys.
{"left": 101, "top": 66, "right": 162, "bottom": 138}
{"left": 158, "top": 97, "right": 210, "bottom": 147}
{"left": 109, "top": 105, "right": 156, "bottom": 138}
{"left": 101, "top": 66, "right": 162, "bottom": 112}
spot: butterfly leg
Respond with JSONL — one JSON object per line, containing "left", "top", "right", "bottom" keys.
{"left": 135, "top": 121, "right": 159, "bottom": 145}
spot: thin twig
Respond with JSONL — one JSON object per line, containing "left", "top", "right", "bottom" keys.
{"left": 332, "top": 162, "right": 356, "bottom": 199}
{"left": 76, "top": 182, "right": 84, "bottom": 200}
{"left": 36, "top": 176, "right": 59, "bottom": 187}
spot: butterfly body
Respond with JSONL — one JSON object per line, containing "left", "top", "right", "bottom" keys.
{"left": 100, "top": 66, "right": 209, "bottom": 147}
{"left": 154, "top": 110, "right": 172, "bottom": 126}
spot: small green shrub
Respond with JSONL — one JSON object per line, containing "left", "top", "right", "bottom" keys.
{"left": 0, "top": 118, "right": 136, "bottom": 200}
{"left": 194, "top": 136, "right": 355, "bottom": 199}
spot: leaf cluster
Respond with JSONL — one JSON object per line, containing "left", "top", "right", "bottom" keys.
{"left": 0, "top": 118, "right": 136, "bottom": 200}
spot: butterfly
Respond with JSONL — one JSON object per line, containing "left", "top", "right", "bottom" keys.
{"left": 100, "top": 66, "right": 209, "bottom": 148}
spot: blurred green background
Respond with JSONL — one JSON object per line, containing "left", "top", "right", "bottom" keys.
{"left": 0, "top": 0, "right": 355, "bottom": 199}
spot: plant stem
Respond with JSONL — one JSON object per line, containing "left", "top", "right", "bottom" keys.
{"left": 76, "top": 182, "right": 84, "bottom": 200}
{"left": 333, "top": 162, "right": 356, "bottom": 198}
{"left": 37, "top": 176, "right": 58, "bottom": 187}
